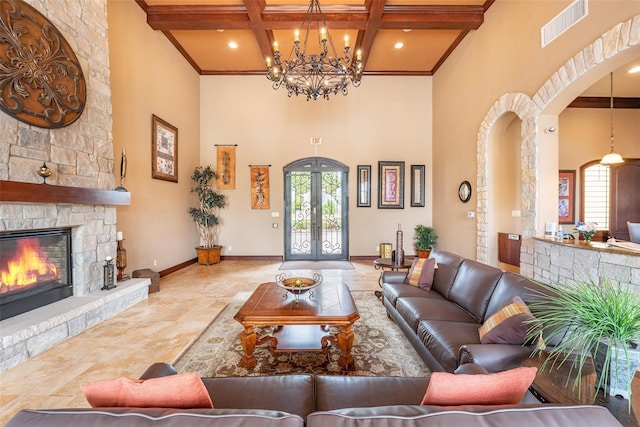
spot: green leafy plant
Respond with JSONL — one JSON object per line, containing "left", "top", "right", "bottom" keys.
{"left": 526, "top": 278, "right": 640, "bottom": 401}
{"left": 413, "top": 225, "right": 438, "bottom": 250}
{"left": 189, "top": 165, "right": 226, "bottom": 248}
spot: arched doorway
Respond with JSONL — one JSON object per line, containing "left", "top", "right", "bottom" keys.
{"left": 283, "top": 157, "right": 349, "bottom": 261}
{"left": 476, "top": 15, "right": 640, "bottom": 265}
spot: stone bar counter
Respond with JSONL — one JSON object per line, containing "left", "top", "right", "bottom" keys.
{"left": 520, "top": 237, "right": 640, "bottom": 294}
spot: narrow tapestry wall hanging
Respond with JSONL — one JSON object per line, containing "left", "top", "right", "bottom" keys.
{"left": 216, "top": 145, "right": 236, "bottom": 189}
{"left": 250, "top": 165, "right": 270, "bottom": 209}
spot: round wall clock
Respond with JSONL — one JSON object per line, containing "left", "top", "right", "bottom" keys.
{"left": 458, "top": 180, "right": 472, "bottom": 203}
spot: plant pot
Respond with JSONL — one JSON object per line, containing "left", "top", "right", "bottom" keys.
{"left": 592, "top": 340, "right": 640, "bottom": 399}
{"left": 196, "top": 245, "right": 222, "bottom": 265}
{"left": 416, "top": 249, "right": 431, "bottom": 259}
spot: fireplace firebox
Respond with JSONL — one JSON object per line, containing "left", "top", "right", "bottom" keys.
{"left": 0, "top": 228, "right": 73, "bottom": 320}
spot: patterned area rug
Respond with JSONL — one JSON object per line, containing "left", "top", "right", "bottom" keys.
{"left": 174, "top": 290, "right": 429, "bottom": 377}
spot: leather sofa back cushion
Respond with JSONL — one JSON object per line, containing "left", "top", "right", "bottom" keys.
{"left": 447, "top": 260, "right": 502, "bottom": 322}
{"left": 6, "top": 408, "right": 304, "bottom": 427}
{"left": 202, "top": 374, "right": 314, "bottom": 419}
{"left": 314, "top": 375, "right": 430, "bottom": 411}
{"left": 485, "top": 272, "right": 543, "bottom": 318}
{"left": 429, "top": 251, "right": 464, "bottom": 297}
{"left": 81, "top": 372, "right": 213, "bottom": 409}
{"left": 306, "top": 404, "right": 622, "bottom": 427}
{"left": 420, "top": 366, "right": 537, "bottom": 405}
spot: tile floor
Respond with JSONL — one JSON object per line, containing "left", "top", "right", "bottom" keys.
{"left": 0, "top": 260, "right": 380, "bottom": 425}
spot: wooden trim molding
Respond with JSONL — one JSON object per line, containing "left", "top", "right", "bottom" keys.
{"left": 568, "top": 97, "right": 640, "bottom": 109}
{"left": 0, "top": 180, "right": 131, "bottom": 206}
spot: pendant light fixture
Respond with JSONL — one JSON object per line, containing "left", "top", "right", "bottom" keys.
{"left": 600, "top": 72, "right": 624, "bottom": 164}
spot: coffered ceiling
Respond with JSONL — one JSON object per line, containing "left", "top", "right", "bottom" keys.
{"left": 135, "top": 0, "right": 493, "bottom": 76}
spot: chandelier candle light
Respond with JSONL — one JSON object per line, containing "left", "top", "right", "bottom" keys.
{"left": 265, "top": 0, "right": 363, "bottom": 101}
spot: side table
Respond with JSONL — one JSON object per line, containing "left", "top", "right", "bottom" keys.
{"left": 523, "top": 352, "right": 639, "bottom": 426}
{"left": 373, "top": 258, "right": 413, "bottom": 298}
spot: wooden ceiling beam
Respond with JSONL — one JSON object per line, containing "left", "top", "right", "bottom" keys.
{"left": 380, "top": 6, "right": 485, "bottom": 30}
{"left": 568, "top": 97, "right": 640, "bottom": 109}
{"left": 146, "top": 5, "right": 251, "bottom": 31}
{"left": 145, "top": 3, "right": 487, "bottom": 32}
{"left": 356, "top": 1, "right": 386, "bottom": 68}
{"left": 242, "top": 0, "right": 273, "bottom": 64}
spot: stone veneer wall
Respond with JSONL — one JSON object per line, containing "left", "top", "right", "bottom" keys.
{"left": 521, "top": 239, "right": 640, "bottom": 295}
{"left": 0, "top": 0, "right": 151, "bottom": 374}
{"left": 0, "top": 0, "right": 115, "bottom": 295}
{"left": 475, "top": 16, "right": 640, "bottom": 266}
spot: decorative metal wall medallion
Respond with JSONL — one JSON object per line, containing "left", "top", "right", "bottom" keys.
{"left": 0, "top": 0, "right": 86, "bottom": 128}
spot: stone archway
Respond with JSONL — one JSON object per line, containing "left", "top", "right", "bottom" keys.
{"left": 475, "top": 15, "right": 640, "bottom": 266}
{"left": 476, "top": 93, "right": 538, "bottom": 264}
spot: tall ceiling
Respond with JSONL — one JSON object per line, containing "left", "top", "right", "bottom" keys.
{"left": 135, "top": 0, "right": 639, "bottom": 103}
{"left": 136, "top": 0, "right": 493, "bottom": 76}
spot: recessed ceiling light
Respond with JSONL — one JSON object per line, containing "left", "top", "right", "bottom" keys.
{"left": 629, "top": 65, "right": 640, "bottom": 74}
{"left": 394, "top": 42, "right": 404, "bottom": 49}
{"left": 229, "top": 41, "right": 238, "bottom": 49}
{"left": 217, "top": 29, "right": 224, "bottom": 32}
{"left": 402, "top": 29, "right": 412, "bottom": 33}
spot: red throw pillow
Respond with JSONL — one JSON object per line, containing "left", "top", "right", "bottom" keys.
{"left": 478, "top": 296, "right": 537, "bottom": 344}
{"left": 81, "top": 372, "right": 213, "bottom": 408}
{"left": 421, "top": 366, "right": 537, "bottom": 406}
{"left": 404, "top": 258, "right": 437, "bottom": 290}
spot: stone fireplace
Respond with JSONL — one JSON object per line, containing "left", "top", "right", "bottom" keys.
{"left": 0, "top": 0, "right": 149, "bottom": 373}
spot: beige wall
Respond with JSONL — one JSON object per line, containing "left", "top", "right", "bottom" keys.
{"left": 199, "top": 76, "right": 433, "bottom": 257}
{"left": 107, "top": 0, "right": 637, "bottom": 269}
{"left": 433, "top": 1, "right": 640, "bottom": 259}
{"left": 108, "top": 0, "right": 201, "bottom": 272}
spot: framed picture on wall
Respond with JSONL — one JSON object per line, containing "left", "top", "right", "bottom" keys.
{"left": 151, "top": 114, "right": 178, "bottom": 182}
{"left": 410, "top": 165, "right": 425, "bottom": 207}
{"left": 558, "top": 170, "right": 575, "bottom": 224}
{"left": 378, "top": 161, "right": 404, "bottom": 209}
{"left": 357, "top": 165, "right": 371, "bottom": 207}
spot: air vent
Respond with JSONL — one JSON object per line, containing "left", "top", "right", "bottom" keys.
{"left": 541, "top": 0, "right": 588, "bottom": 47}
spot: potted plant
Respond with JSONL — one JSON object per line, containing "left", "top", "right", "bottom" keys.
{"left": 189, "top": 165, "right": 226, "bottom": 265}
{"left": 526, "top": 278, "right": 640, "bottom": 402}
{"left": 413, "top": 225, "right": 438, "bottom": 258}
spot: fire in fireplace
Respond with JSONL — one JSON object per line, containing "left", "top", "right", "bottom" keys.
{"left": 0, "top": 228, "right": 73, "bottom": 320}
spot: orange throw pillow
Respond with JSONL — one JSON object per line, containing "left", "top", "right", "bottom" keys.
{"left": 421, "top": 366, "right": 537, "bottom": 406}
{"left": 81, "top": 372, "right": 213, "bottom": 408}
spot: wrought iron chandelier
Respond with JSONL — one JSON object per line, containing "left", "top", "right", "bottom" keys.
{"left": 265, "top": 0, "right": 363, "bottom": 101}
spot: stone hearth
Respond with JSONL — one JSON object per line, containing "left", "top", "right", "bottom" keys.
{"left": 0, "top": 278, "right": 149, "bottom": 373}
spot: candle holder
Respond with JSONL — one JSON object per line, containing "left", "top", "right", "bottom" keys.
{"left": 37, "top": 162, "right": 52, "bottom": 184}
{"left": 102, "top": 257, "right": 116, "bottom": 290}
{"left": 116, "top": 239, "right": 130, "bottom": 281}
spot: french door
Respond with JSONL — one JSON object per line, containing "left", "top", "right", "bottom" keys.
{"left": 284, "top": 157, "right": 349, "bottom": 260}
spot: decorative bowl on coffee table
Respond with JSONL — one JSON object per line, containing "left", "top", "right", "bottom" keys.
{"left": 275, "top": 273, "right": 322, "bottom": 302}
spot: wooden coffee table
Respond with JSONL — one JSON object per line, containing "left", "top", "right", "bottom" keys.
{"left": 524, "top": 352, "right": 639, "bottom": 426}
{"left": 234, "top": 281, "right": 360, "bottom": 369}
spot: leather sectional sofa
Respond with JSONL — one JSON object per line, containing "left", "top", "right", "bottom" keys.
{"left": 6, "top": 363, "right": 621, "bottom": 426}
{"left": 382, "top": 250, "right": 548, "bottom": 373}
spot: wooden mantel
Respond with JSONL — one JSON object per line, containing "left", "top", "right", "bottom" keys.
{"left": 0, "top": 180, "right": 130, "bottom": 206}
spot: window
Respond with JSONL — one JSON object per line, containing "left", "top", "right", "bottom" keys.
{"left": 581, "top": 162, "right": 609, "bottom": 230}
